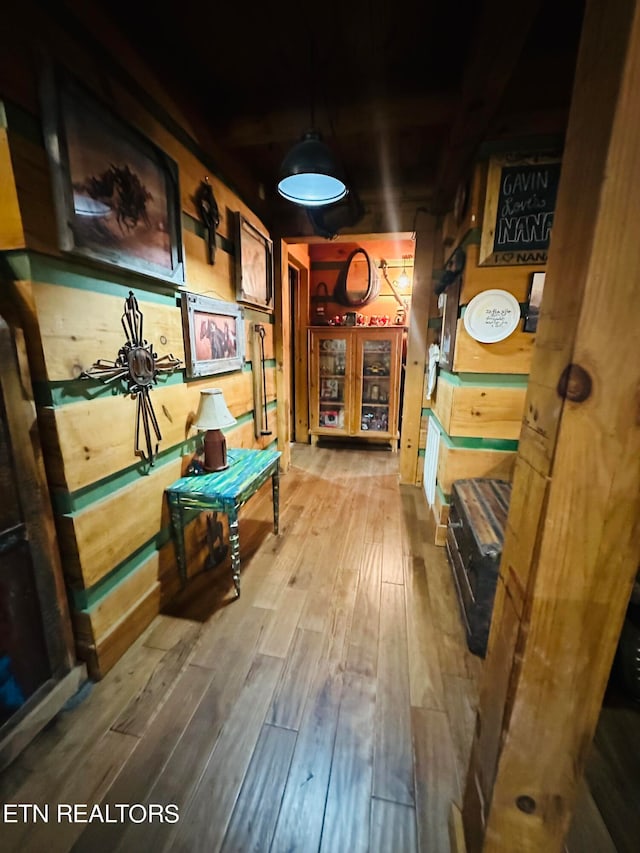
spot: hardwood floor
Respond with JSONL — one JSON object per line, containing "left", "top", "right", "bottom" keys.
{"left": 1, "top": 444, "right": 483, "bottom": 852}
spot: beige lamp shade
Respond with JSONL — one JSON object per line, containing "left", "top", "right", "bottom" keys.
{"left": 193, "top": 388, "right": 237, "bottom": 431}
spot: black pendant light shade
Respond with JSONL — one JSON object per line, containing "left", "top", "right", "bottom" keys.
{"left": 277, "top": 130, "right": 348, "bottom": 206}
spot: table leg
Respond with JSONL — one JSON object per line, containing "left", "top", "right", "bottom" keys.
{"left": 229, "top": 510, "right": 241, "bottom": 598}
{"left": 169, "top": 500, "right": 187, "bottom": 586}
{"left": 272, "top": 468, "right": 280, "bottom": 535}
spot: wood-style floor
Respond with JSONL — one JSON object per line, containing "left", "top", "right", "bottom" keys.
{"left": 0, "top": 444, "right": 482, "bottom": 852}
{"left": 2, "top": 443, "right": 625, "bottom": 852}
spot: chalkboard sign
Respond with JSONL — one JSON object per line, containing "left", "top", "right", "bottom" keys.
{"left": 479, "top": 154, "right": 561, "bottom": 266}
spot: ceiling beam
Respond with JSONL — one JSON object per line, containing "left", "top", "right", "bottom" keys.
{"left": 432, "top": 0, "right": 544, "bottom": 213}
{"left": 217, "top": 94, "right": 456, "bottom": 148}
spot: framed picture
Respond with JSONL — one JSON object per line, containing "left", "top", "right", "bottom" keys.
{"left": 234, "top": 212, "right": 274, "bottom": 311}
{"left": 180, "top": 292, "right": 245, "bottom": 377}
{"left": 524, "top": 272, "right": 546, "bottom": 333}
{"left": 41, "top": 66, "right": 184, "bottom": 285}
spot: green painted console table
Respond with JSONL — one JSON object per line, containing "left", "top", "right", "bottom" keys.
{"left": 166, "top": 447, "right": 281, "bottom": 597}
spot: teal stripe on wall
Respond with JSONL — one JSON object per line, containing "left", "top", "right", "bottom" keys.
{"left": 438, "top": 369, "right": 529, "bottom": 388}
{"left": 72, "top": 432, "right": 280, "bottom": 610}
{"left": 36, "top": 363, "right": 278, "bottom": 407}
{"left": 425, "top": 409, "right": 519, "bottom": 451}
{"left": 34, "top": 369, "right": 185, "bottom": 409}
{"left": 71, "top": 526, "right": 173, "bottom": 611}
{"left": 51, "top": 435, "right": 199, "bottom": 515}
{"left": 436, "top": 483, "right": 450, "bottom": 505}
{"left": 50, "top": 400, "right": 278, "bottom": 515}
{"left": 3, "top": 250, "right": 180, "bottom": 303}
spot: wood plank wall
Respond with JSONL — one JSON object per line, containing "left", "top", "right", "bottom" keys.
{"left": 0, "top": 14, "right": 277, "bottom": 678}
{"left": 426, "top": 167, "right": 546, "bottom": 543}
{"left": 308, "top": 238, "right": 415, "bottom": 325}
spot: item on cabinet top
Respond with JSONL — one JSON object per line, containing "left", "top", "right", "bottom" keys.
{"left": 311, "top": 281, "right": 332, "bottom": 325}
{"left": 463, "top": 289, "right": 521, "bottom": 343}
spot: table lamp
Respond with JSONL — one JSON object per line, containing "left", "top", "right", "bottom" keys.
{"left": 193, "top": 388, "right": 237, "bottom": 472}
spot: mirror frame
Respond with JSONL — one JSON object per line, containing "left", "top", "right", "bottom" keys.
{"left": 333, "top": 248, "right": 380, "bottom": 307}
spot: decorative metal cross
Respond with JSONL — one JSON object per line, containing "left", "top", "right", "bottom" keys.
{"left": 81, "top": 290, "right": 182, "bottom": 465}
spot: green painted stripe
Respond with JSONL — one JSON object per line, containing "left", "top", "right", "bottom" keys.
{"left": 182, "top": 213, "right": 235, "bottom": 256}
{"left": 50, "top": 400, "right": 278, "bottom": 515}
{"left": 51, "top": 436, "right": 200, "bottom": 515}
{"left": 2, "top": 250, "right": 180, "bottom": 303}
{"left": 436, "top": 483, "right": 450, "bottom": 504}
{"left": 38, "top": 369, "right": 184, "bottom": 409}
{"left": 71, "top": 526, "right": 172, "bottom": 611}
{"left": 439, "top": 370, "right": 529, "bottom": 388}
{"left": 428, "top": 317, "right": 442, "bottom": 329}
{"left": 426, "top": 409, "right": 519, "bottom": 451}
{"left": 74, "top": 436, "right": 281, "bottom": 610}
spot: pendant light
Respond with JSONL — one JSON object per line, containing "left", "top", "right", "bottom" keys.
{"left": 398, "top": 255, "right": 411, "bottom": 290}
{"left": 278, "top": 131, "right": 348, "bottom": 206}
{"left": 277, "top": 35, "right": 348, "bottom": 206}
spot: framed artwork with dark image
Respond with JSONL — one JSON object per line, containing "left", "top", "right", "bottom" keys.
{"left": 180, "top": 291, "right": 245, "bottom": 377}
{"left": 524, "top": 272, "right": 546, "bottom": 333}
{"left": 234, "top": 212, "right": 274, "bottom": 311}
{"left": 41, "top": 65, "right": 184, "bottom": 284}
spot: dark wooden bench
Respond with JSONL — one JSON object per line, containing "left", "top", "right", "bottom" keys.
{"left": 445, "top": 478, "right": 512, "bottom": 657}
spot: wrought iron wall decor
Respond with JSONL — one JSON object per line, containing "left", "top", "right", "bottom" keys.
{"left": 80, "top": 291, "right": 182, "bottom": 464}
{"left": 194, "top": 176, "right": 220, "bottom": 265}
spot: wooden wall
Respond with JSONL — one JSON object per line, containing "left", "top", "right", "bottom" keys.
{"left": 309, "top": 238, "right": 415, "bottom": 325}
{"left": 0, "top": 9, "right": 276, "bottom": 678}
{"left": 425, "top": 163, "right": 546, "bottom": 544}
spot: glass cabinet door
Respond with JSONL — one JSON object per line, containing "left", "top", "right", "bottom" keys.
{"left": 357, "top": 335, "right": 394, "bottom": 435}
{"left": 313, "top": 334, "right": 349, "bottom": 432}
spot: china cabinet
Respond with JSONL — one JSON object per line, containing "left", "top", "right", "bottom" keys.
{"left": 308, "top": 327, "right": 403, "bottom": 449}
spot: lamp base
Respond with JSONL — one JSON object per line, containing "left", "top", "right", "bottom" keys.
{"left": 203, "top": 429, "right": 228, "bottom": 472}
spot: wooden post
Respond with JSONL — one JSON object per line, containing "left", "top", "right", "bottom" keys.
{"left": 462, "top": 2, "right": 640, "bottom": 851}
{"left": 273, "top": 238, "right": 292, "bottom": 471}
{"left": 399, "top": 213, "right": 436, "bottom": 484}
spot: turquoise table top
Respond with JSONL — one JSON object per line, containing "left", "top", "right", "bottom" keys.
{"left": 166, "top": 448, "right": 281, "bottom": 505}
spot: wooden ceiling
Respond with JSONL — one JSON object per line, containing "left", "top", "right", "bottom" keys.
{"left": 90, "top": 0, "right": 584, "bottom": 236}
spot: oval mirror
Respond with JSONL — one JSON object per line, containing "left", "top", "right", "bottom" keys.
{"left": 334, "top": 248, "right": 380, "bottom": 307}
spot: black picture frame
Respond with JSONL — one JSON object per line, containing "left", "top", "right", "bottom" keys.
{"left": 234, "top": 212, "right": 274, "bottom": 311}
{"left": 41, "top": 65, "right": 185, "bottom": 285}
{"left": 180, "top": 291, "right": 245, "bottom": 378}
